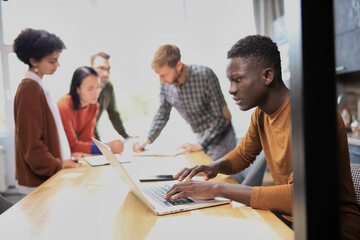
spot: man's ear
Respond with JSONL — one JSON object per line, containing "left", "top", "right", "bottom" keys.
{"left": 263, "top": 68, "right": 274, "bottom": 86}
{"left": 176, "top": 60, "right": 183, "bottom": 71}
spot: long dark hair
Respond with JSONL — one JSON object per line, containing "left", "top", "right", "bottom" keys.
{"left": 69, "top": 66, "right": 99, "bottom": 110}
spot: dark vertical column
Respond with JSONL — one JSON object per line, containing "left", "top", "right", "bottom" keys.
{"left": 286, "top": 0, "right": 339, "bottom": 239}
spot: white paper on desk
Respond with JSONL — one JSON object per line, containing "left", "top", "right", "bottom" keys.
{"left": 85, "top": 154, "right": 130, "bottom": 166}
{"left": 133, "top": 146, "right": 185, "bottom": 157}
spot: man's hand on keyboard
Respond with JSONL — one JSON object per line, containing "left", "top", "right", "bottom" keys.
{"left": 164, "top": 180, "right": 219, "bottom": 200}
{"left": 174, "top": 162, "right": 220, "bottom": 182}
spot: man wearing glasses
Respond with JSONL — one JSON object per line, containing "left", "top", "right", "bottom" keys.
{"left": 91, "top": 52, "right": 131, "bottom": 140}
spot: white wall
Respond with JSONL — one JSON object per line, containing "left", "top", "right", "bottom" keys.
{"left": 0, "top": 0, "right": 256, "bottom": 188}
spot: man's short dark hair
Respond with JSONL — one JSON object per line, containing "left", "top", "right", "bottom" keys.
{"left": 91, "top": 52, "right": 110, "bottom": 65}
{"left": 227, "top": 35, "right": 282, "bottom": 80}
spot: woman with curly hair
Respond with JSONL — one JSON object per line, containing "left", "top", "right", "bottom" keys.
{"left": 13, "top": 28, "right": 83, "bottom": 194}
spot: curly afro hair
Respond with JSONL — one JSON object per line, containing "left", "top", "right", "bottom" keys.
{"left": 13, "top": 28, "right": 66, "bottom": 67}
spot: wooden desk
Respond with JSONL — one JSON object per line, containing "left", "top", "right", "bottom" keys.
{"left": 0, "top": 152, "right": 294, "bottom": 240}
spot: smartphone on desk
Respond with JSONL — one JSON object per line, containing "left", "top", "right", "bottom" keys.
{"left": 139, "top": 175, "right": 176, "bottom": 182}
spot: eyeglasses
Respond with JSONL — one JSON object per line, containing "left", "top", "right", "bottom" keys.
{"left": 95, "top": 66, "right": 111, "bottom": 73}
{"left": 81, "top": 85, "right": 103, "bottom": 93}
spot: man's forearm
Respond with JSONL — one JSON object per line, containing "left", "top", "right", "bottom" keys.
{"left": 107, "top": 111, "right": 129, "bottom": 138}
{"left": 212, "top": 158, "right": 253, "bottom": 206}
{"left": 215, "top": 182, "right": 253, "bottom": 206}
{"left": 213, "top": 157, "right": 234, "bottom": 175}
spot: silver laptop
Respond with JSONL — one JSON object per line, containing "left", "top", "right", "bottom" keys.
{"left": 92, "top": 138, "right": 231, "bottom": 215}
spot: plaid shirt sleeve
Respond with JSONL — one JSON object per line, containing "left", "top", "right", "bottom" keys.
{"left": 147, "top": 86, "right": 172, "bottom": 143}
{"left": 198, "top": 68, "right": 228, "bottom": 149}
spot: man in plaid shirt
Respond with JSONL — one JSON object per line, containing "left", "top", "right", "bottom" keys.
{"left": 133, "top": 44, "right": 236, "bottom": 160}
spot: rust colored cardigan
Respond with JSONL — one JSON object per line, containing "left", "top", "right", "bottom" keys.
{"left": 14, "top": 79, "right": 63, "bottom": 187}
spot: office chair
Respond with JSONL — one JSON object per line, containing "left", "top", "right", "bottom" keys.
{"left": 350, "top": 163, "right": 360, "bottom": 205}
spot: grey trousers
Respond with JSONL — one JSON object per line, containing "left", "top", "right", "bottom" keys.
{"left": 201, "top": 126, "right": 267, "bottom": 186}
{"left": 202, "top": 124, "right": 237, "bottom": 161}
{"left": 231, "top": 150, "right": 267, "bottom": 186}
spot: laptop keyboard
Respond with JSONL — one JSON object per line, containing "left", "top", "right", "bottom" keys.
{"left": 141, "top": 184, "right": 194, "bottom": 207}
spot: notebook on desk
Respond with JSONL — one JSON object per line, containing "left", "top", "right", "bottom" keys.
{"left": 92, "top": 138, "right": 231, "bottom": 215}
{"left": 84, "top": 154, "right": 130, "bottom": 167}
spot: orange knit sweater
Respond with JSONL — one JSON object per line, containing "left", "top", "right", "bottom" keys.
{"left": 57, "top": 94, "right": 99, "bottom": 153}
{"left": 224, "top": 97, "right": 360, "bottom": 238}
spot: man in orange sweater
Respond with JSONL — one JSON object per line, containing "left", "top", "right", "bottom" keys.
{"left": 164, "top": 35, "right": 360, "bottom": 238}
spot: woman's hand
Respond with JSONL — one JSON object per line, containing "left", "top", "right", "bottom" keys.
{"left": 71, "top": 152, "right": 91, "bottom": 157}
{"left": 62, "top": 157, "right": 84, "bottom": 169}
{"left": 107, "top": 139, "right": 124, "bottom": 154}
